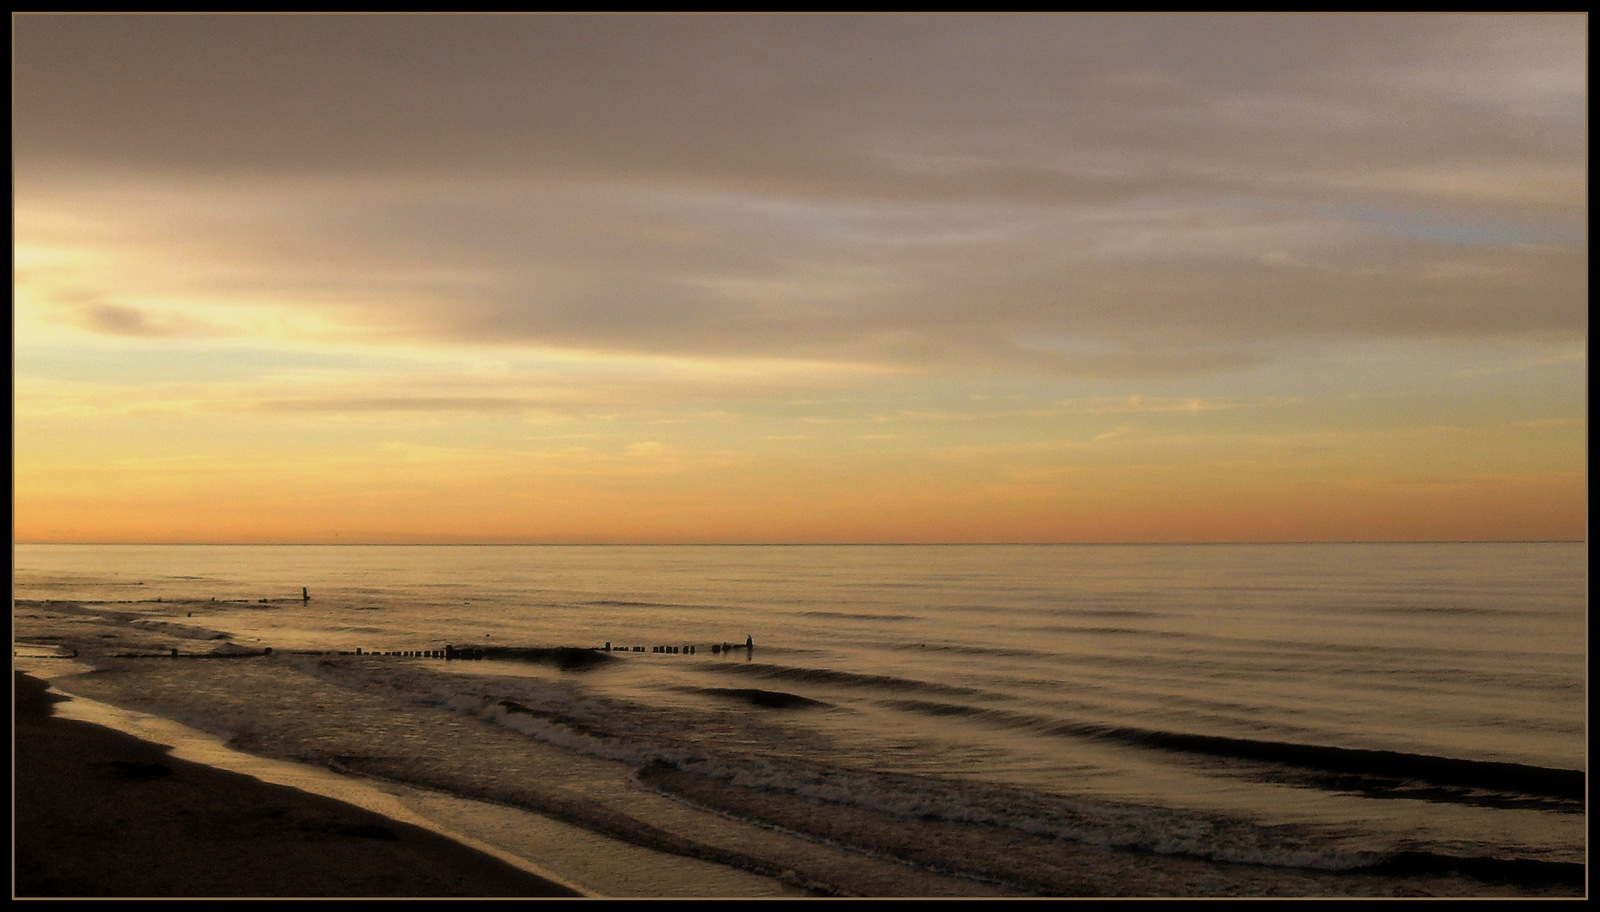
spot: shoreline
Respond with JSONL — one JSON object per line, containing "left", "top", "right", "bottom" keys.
{"left": 14, "top": 597, "right": 1585, "bottom": 899}
{"left": 13, "top": 670, "right": 585, "bottom": 899}
{"left": 15, "top": 657, "right": 998, "bottom": 898}
{"left": 12, "top": 598, "right": 1001, "bottom": 898}
{"left": 14, "top": 663, "right": 813, "bottom": 899}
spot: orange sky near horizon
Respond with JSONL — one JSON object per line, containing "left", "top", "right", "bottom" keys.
{"left": 12, "top": 14, "right": 1588, "bottom": 545}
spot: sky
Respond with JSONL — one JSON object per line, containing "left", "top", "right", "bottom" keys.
{"left": 12, "top": 13, "right": 1587, "bottom": 544}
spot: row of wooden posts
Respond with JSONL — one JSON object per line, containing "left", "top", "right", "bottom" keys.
{"left": 327, "top": 642, "right": 754, "bottom": 660}
{"left": 287, "top": 590, "right": 755, "bottom": 660}
{"left": 605, "top": 641, "right": 754, "bottom": 655}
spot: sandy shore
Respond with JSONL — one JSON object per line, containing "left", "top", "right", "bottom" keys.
{"left": 11, "top": 601, "right": 1003, "bottom": 898}
{"left": 13, "top": 599, "right": 1584, "bottom": 899}
{"left": 14, "top": 670, "right": 584, "bottom": 898}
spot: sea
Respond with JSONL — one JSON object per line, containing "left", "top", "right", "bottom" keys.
{"left": 10, "top": 541, "right": 1587, "bottom": 895}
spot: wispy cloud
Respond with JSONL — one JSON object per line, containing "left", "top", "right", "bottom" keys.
{"left": 12, "top": 14, "right": 1586, "bottom": 543}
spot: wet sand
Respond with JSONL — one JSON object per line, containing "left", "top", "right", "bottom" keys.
{"left": 11, "top": 601, "right": 1010, "bottom": 898}
{"left": 14, "top": 671, "right": 582, "bottom": 898}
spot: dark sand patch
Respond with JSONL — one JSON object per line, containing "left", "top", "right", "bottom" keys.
{"left": 14, "top": 672, "right": 581, "bottom": 898}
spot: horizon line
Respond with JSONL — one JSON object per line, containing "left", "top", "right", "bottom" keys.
{"left": 12, "top": 539, "right": 1587, "bottom": 547}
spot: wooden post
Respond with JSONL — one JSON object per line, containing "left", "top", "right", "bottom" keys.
{"left": 302, "top": 587, "right": 309, "bottom": 602}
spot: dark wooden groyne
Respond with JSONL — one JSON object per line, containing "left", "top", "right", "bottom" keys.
{"left": 321, "top": 641, "right": 755, "bottom": 664}
{"left": 15, "top": 599, "right": 758, "bottom": 665}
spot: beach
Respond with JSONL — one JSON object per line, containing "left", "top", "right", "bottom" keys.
{"left": 11, "top": 602, "right": 1012, "bottom": 899}
{"left": 14, "top": 669, "right": 585, "bottom": 898}
{"left": 12, "top": 585, "right": 1584, "bottom": 899}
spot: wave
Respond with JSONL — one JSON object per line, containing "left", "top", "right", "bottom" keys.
{"left": 261, "top": 654, "right": 1582, "bottom": 891}
{"left": 580, "top": 599, "right": 737, "bottom": 613}
{"left": 1020, "top": 622, "right": 1180, "bottom": 635}
{"left": 796, "top": 611, "right": 920, "bottom": 622}
{"left": 582, "top": 599, "right": 689, "bottom": 609}
{"left": 1098, "top": 726, "right": 1586, "bottom": 810}
{"left": 635, "top": 752, "right": 1382, "bottom": 874}
{"left": 637, "top": 756, "right": 1588, "bottom": 890}
{"left": 882, "top": 698, "right": 1584, "bottom": 810}
{"left": 683, "top": 687, "right": 831, "bottom": 709}
{"left": 305, "top": 661, "right": 1322, "bottom": 868}
{"left": 1355, "top": 851, "right": 1586, "bottom": 889}
{"left": 715, "top": 662, "right": 985, "bottom": 698}
{"left": 907, "top": 642, "right": 1065, "bottom": 659}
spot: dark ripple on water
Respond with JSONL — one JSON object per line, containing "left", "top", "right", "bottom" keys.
{"left": 715, "top": 662, "right": 986, "bottom": 698}
{"left": 880, "top": 697, "right": 1586, "bottom": 808}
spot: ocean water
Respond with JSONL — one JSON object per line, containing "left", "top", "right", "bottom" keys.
{"left": 11, "top": 542, "right": 1587, "bottom": 893}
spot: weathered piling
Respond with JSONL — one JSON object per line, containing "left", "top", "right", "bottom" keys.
{"left": 338, "top": 640, "right": 746, "bottom": 660}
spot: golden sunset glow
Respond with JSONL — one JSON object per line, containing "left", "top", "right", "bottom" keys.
{"left": 13, "top": 14, "right": 1587, "bottom": 544}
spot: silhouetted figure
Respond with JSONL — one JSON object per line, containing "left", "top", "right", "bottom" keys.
{"left": 745, "top": 635, "right": 754, "bottom": 650}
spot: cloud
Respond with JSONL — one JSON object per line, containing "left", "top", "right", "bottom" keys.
{"left": 13, "top": 14, "right": 1587, "bottom": 381}
{"left": 245, "top": 396, "right": 561, "bottom": 415}
{"left": 77, "top": 302, "right": 226, "bottom": 339}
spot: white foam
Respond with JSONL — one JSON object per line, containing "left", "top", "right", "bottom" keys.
{"left": 286, "top": 654, "right": 1380, "bottom": 872}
